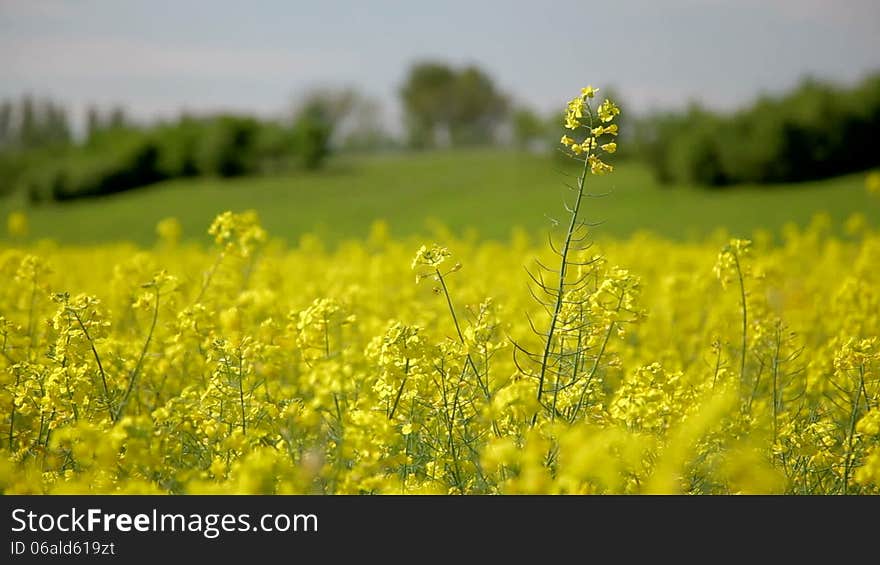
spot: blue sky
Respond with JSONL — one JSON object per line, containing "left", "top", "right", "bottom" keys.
{"left": 1, "top": 0, "right": 878, "bottom": 131}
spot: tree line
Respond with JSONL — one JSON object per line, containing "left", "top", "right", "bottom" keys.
{"left": 0, "top": 97, "right": 72, "bottom": 150}
{"left": 2, "top": 65, "right": 878, "bottom": 203}
{"left": 635, "top": 72, "right": 880, "bottom": 187}
{"left": 0, "top": 94, "right": 347, "bottom": 202}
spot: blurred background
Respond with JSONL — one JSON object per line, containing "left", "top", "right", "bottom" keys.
{"left": 1, "top": 0, "right": 879, "bottom": 245}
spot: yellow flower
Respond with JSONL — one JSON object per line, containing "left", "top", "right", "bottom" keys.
{"left": 156, "top": 217, "right": 182, "bottom": 245}
{"left": 7, "top": 210, "right": 28, "bottom": 238}
{"left": 867, "top": 171, "right": 880, "bottom": 195}
{"left": 567, "top": 96, "right": 585, "bottom": 119}
{"left": 411, "top": 244, "right": 451, "bottom": 270}
{"left": 581, "top": 85, "right": 598, "bottom": 99}
{"left": 580, "top": 138, "right": 596, "bottom": 153}
{"left": 597, "top": 99, "right": 620, "bottom": 123}
{"left": 601, "top": 142, "right": 617, "bottom": 154}
{"left": 564, "top": 96, "right": 587, "bottom": 129}
{"left": 207, "top": 210, "right": 267, "bottom": 257}
{"left": 588, "top": 154, "right": 614, "bottom": 175}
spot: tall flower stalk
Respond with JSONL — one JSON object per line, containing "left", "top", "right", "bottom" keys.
{"left": 512, "top": 86, "right": 621, "bottom": 425}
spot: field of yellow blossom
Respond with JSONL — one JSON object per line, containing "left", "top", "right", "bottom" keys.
{"left": 1, "top": 209, "right": 879, "bottom": 494}
{"left": 1, "top": 88, "right": 878, "bottom": 495}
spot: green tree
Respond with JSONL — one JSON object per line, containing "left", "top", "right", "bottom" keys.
{"left": 20, "top": 96, "right": 37, "bottom": 148}
{"left": 292, "top": 98, "right": 332, "bottom": 170}
{"left": 339, "top": 95, "right": 391, "bottom": 152}
{"left": 86, "top": 106, "right": 102, "bottom": 139}
{"left": 293, "top": 87, "right": 390, "bottom": 152}
{"left": 635, "top": 73, "right": 880, "bottom": 186}
{"left": 400, "top": 62, "right": 457, "bottom": 148}
{"left": 449, "top": 65, "right": 507, "bottom": 145}
{"left": 46, "top": 102, "right": 71, "bottom": 145}
{"left": 108, "top": 106, "right": 128, "bottom": 130}
{"left": 511, "top": 106, "right": 546, "bottom": 150}
{"left": 0, "top": 101, "right": 12, "bottom": 147}
{"left": 400, "top": 61, "right": 507, "bottom": 148}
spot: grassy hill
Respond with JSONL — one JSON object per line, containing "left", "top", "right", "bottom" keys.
{"left": 1, "top": 149, "right": 876, "bottom": 246}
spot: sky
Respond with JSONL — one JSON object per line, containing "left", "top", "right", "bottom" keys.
{"left": 1, "top": 0, "right": 879, "bottom": 133}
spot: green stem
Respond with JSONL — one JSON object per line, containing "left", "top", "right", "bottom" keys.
{"left": 238, "top": 348, "right": 246, "bottom": 435}
{"left": 711, "top": 343, "right": 722, "bottom": 389}
{"left": 194, "top": 251, "right": 225, "bottom": 304}
{"left": 8, "top": 366, "right": 21, "bottom": 451}
{"left": 435, "top": 269, "right": 501, "bottom": 439}
{"left": 435, "top": 269, "right": 491, "bottom": 400}
{"left": 731, "top": 253, "right": 748, "bottom": 390}
{"left": 570, "top": 294, "right": 622, "bottom": 422}
{"left": 771, "top": 328, "right": 780, "bottom": 443}
{"left": 842, "top": 369, "right": 865, "bottom": 494}
{"left": 27, "top": 277, "right": 37, "bottom": 359}
{"left": 447, "top": 364, "right": 467, "bottom": 494}
{"left": 115, "top": 286, "right": 160, "bottom": 421}
{"left": 533, "top": 150, "right": 592, "bottom": 425}
{"left": 389, "top": 358, "right": 410, "bottom": 420}
{"left": 71, "top": 310, "right": 112, "bottom": 419}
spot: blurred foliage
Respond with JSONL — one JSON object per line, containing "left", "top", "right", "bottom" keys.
{"left": 400, "top": 62, "right": 508, "bottom": 148}
{"left": 0, "top": 96, "right": 72, "bottom": 198}
{"left": 194, "top": 116, "right": 262, "bottom": 178}
{"left": 5, "top": 70, "right": 879, "bottom": 201}
{"left": 2, "top": 109, "right": 334, "bottom": 203}
{"left": 635, "top": 73, "right": 880, "bottom": 187}
{"left": 511, "top": 107, "right": 546, "bottom": 150}
{"left": 0, "top": 95, "right": 71, "bottom": 152}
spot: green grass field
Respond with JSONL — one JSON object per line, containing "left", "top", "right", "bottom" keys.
{"left": 1, "top": 149, "right": 876, "bottom": 246}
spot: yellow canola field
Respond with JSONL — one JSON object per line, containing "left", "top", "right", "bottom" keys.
{"left": 0, "top": 212, "right": 878, "bottom": 494}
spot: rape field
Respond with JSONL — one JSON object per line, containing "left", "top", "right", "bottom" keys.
{"left": 1, "top": 89, "right": 878, "bottom": 494}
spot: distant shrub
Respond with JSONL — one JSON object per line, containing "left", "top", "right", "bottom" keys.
{"left": 254, "top": 122, "right": 300, "bottom": 174}
{"left": 42, "top": 130, "right": 165, "bottom": 201}
{"left": 0, "top": 151, "right": 32, "bottom": 197}
{"left": 636, "top": 73, "right": 880, "bottom": 187}
{"left": 4, "top": 109, "right": 335, "bottom": 203}
{"left": 153, "top": 119, "right": 202, "bottom": 178}
{"left": 295, "top": 113, "right": 330, "bottom": 171}
{"left": 195, "top": 116, "right": 261, "bottom": 177}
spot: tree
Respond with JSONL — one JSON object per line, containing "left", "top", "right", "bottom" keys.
{"left": 196, "top": 115, "right": 260, "bottom": 177}
{"left": 20, "top": 95, "right": 37, "bottom": 147}
{"left": 0, "top": 101, "right": 12, "bottom": 148}
{"left": 511, "top": 106, "right": 546, "bottom": 149}
{"left": 400, "top": 62, "right": 457, "bottom": 148}
{"left": 4, "top": 96, "right": 71, "bottom": 149}
{"left": 449, "top": 65, "right": 507, "bottom": 145}
{"left": 86, "top": 106, "right": 102, "bottom": 139}
{"left": 46, "top": 102, "right": 70, "bottom": 145}
{"left": 292, "top": 87, "right": 390, "bottom": 152}
{"left": 292, "top": 88, "right": 356, "bottom": 135}
{"left": 291, "top": 96, "right": 334, "bottom": 170}
{"left": 400, "top": 61, "right": 508, "bottom": 148}
{"left": 338, "top": 95, "right": 391, "bottom": 152}
{"left": 108, "top": 106, "right": 128, "bottom": 129}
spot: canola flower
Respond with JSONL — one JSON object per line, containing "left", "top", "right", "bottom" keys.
{"left": 0, "top": 90, "right": 878, "bottom": 495}
{"left": 867, "top": 171, "right": 880, "bottom": 195}
{"left": 6, "top": 211, "right": 28, "bottom": 239}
